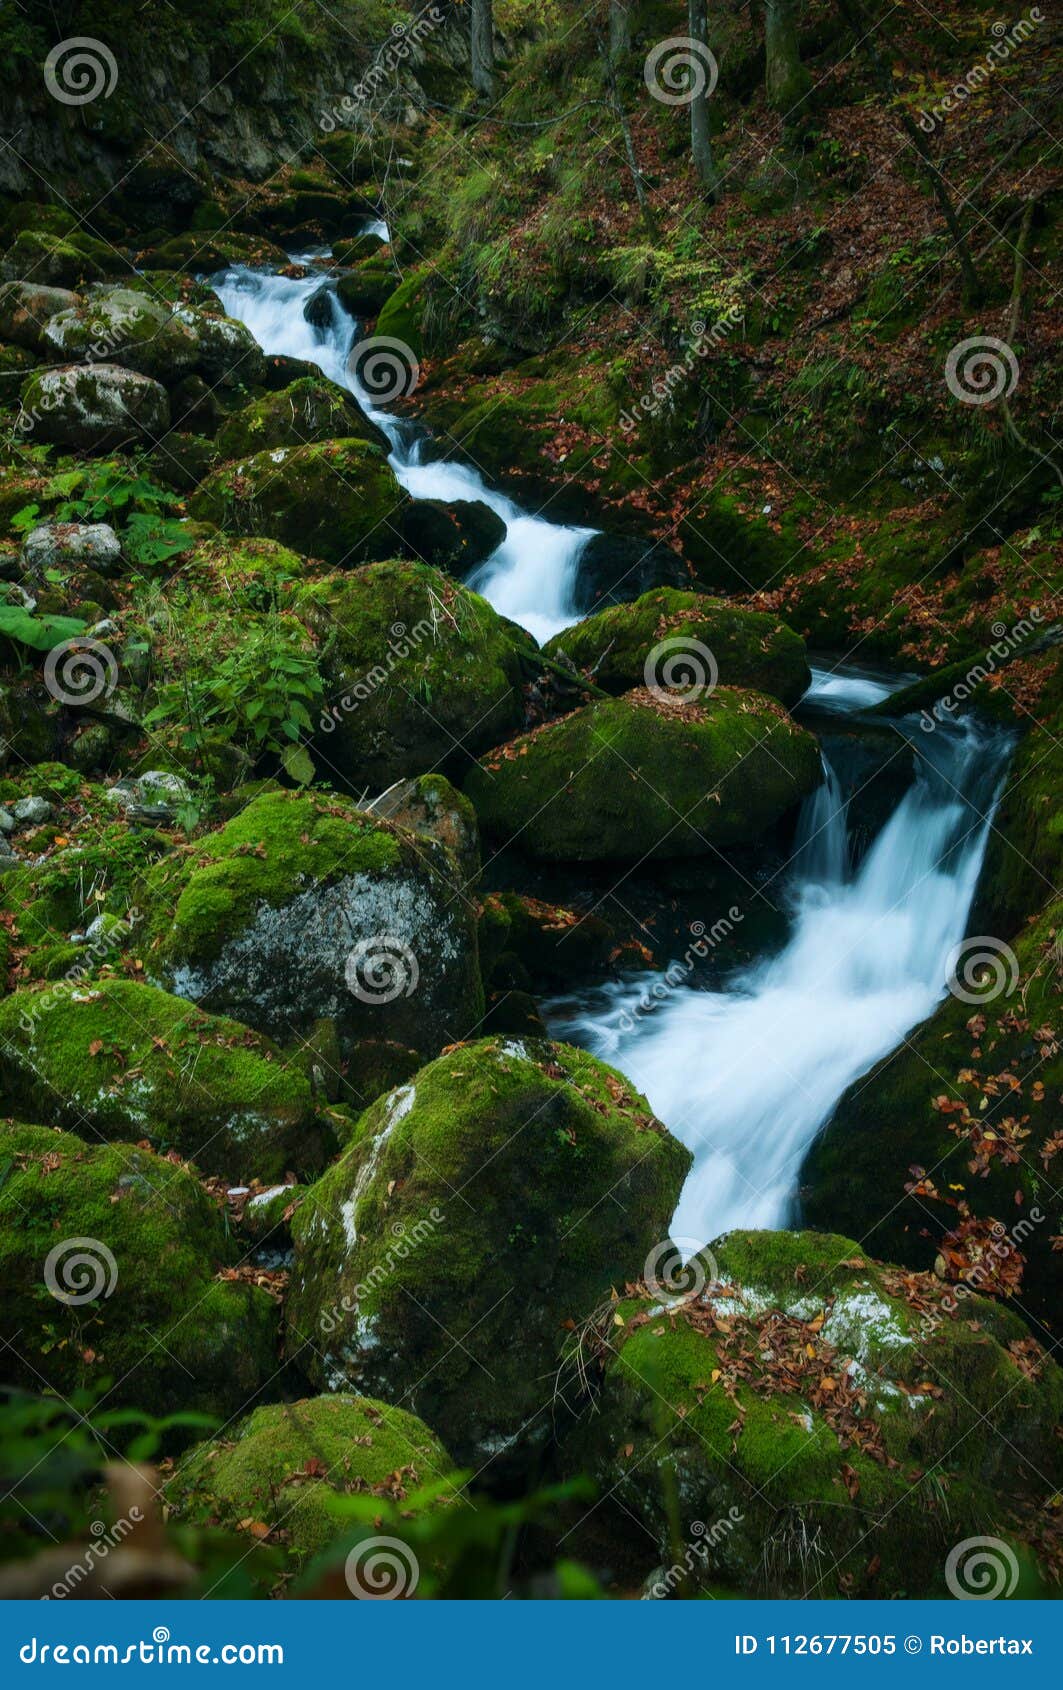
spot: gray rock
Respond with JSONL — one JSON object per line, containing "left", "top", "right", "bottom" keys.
{"left": 0, "top": 807, "right": 14, "bottom": 833}
{"left": 0, "top": 281, "right": 79, "bottom": 353}
{"left": 18, "top": 363, "right": 170, "bottom": 452}
{"left": 106, "top": 770, "right": 191, "bottom": 823}
{"left": 11, "top": 796, "right": 52, "bottom": 827}
{"left": 41, "top": 288, "right": 200, "bottom": 385}
{"left": 22, "top": 522, "right": 122, "bottom": 577}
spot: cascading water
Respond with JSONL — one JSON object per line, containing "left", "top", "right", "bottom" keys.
{"left": 212, "top": 256, "right": 594, "bottom": 643}
{"left": 213, "top": 255, "right": 1013, "bottom": 1251}
{"left": 548, "top": 669, "right": 1012, "bottom": 1248}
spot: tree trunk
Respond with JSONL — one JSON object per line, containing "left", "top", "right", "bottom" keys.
{"left": 764, "top": 0, "right": 811, "bottom": 114}
{"left": 609, "top": 0, "right": 632, "bottom": 59}
{"left": 688, "top": 0, "right": 721, "bottom": 197}
{"left": 471, "top": 0, "right": 496, "bottom": 99}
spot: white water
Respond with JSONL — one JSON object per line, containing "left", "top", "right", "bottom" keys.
{"left": 212, "top": 257, "right": 594, "bottom": 643}
{"left": 547, "top": 671, "right": 1011, "bottom": 1248}
{"left": 212, "top": 257, "right": 1012, "bottom": 1249}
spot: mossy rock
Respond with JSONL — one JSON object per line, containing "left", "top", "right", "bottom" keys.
{"left": 544, "top": 589, "right": 811, "bottom": 708}
{"left": 142, "top": 788, "right": 482, "bottom": 1061}
{"left": 213, "top": 376, "right": 388, "bottom": 461}
{"left": 799, "top": 902, "right": 1063, "bottom": 1320}
{"left": 335, "top": 259, "right": 396, "bottom": 319}
{"left": 190, "top": 438, "right": 407, "bottom": 567}
{"left": 166, "top": 1395, "right": 458, "bottom": 1568}
{"left": 362, "top": 772, "right": 480, "bottom": 890}
{"left": 19, "top": 362, "right": 170, "bottom": 452}
{"left": 286, "top": 1037, "right": 692, "bottom": 1468}
{"left": 374, "top": 270, "right": 427, "bottom": 358}
{"left": 138, "top": 231, "right": 288, "bottom": 274}
{"left": 0, "top": 281, "right": 79, "bottom": 354}
{"left": 561, "top": 1229, "right": 1063, "bottom": 1597}
{"left": 39, "top": 288, "right": 200, "bottom": 385}
{"left": 464, "top": 688, "right": 821, "bottom": 861}
{"left": 0, "top": 1121, "right": 277, "bottom": 1415}
{"left": 307, "top": 560, "right": 531, "bottom": 789}
{"left": 0, "top": 979, "right": 328, "bottom": 1182}
{"left": 479, "top": 892, "right": 628, "bottom": 990}
{"left": 0, "top": 231, "right": 127, "bottom": 290}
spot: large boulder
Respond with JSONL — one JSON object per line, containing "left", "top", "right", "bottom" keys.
{"left": 0, "top": 979, "right": 327, "bottom": 1182}
{"left": 286, "top": 1037, "right": 692, "bottom": 1468}
{"left": 464, "top": 688, "right": 821, "bottom": 861}
{"left": 401, "top": 499, "right": 506, "bottom": 575}
{"left": 573, "top": 533, "right": 689, "bottom": 612}
{"left": 214, "top": 375, "right": 388, "bottom": 461}
{"left": 544, "top": 588, "right": 811, "bottom": 708}
{"left": 18, "top": 363, "right": 170, "bottom": 451}
{"left": 167, "top": 1396, "right": 457, "bottom": 1569}
{"left": 561, "top": 1230, "right": 1063, "bottom": 1598}
{"left": 190, "top": 439, "right": 407, "bottom": 566}
{"left": 143, "top": 788, "right": 483, "bottom": 1060}
{"left": 0, "top": 281, "right": 79, "bottom": 353}
{"left": 40, "top": 287, "right": 200, "bottom": 384}
{"left": 0, "top": 1121, "right": 277, "bottom": 1413}
{"left": 308, "top": 561, "right": 531, "bottom": 789}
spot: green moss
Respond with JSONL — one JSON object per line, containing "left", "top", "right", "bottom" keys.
{"left": 287, "top": 1036, "right": 691, "bottom": 1466}
{"left": 562, "top": 1229, "right": 1063, "bottom": 1597}
{"left": 0, "top": 978, "right": 326, "bottom": 1182}
{"left": 0, "top": 1120, "right": 277, "bottom": 1415}
{"left": 214, "top": 377, "right": 387, "bottom": 462}
{"left": 544, "top": 589, "right": 811, "bottom": 707}
{"left": 190, "top": 438, "right": 407, "bottom": 566}
{"left": 464, "top": 687, "right": 821, "bottom": 861}
{"left": 375, "top": 270, "right": 427, "bottom": 358}
{"left": 167, "top": 1394, "right": 457, "bottom": 1565}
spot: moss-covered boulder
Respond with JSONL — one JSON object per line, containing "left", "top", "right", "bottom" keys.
{"left": 0, "top": 980, "right": 326, "bottom": 1182}
{"left": 544, "top": 590, "right": 811, "bottom": 709}
{"left": 286, "top": 1037, "right": 692, "bottom": 1468}
{"left": 166, "top": 1395, "right": 457, "bottom": 1567}
{"left": 561, "top": 1230, "right": 1063, "bottom": 1597}
{"left": 308, "top": 561, "right": 531, "bottom": 789}
{"left": 465, "top": 688, "right": 821, "bottom": 861}
{"left": 374, "top": 270, "right": 426, "bottom": 358}
{"left": 0, "top": 231, "right": 123, "bottom": 290}
{"left": 335, "top": 259, "right": 398, "bottom": 319}
{"left": 39, "top": 288, "right": 201, "bottom": 385}
{"left": 800, "top": 902, "right": 1063, "bottom": 1320}
{"left": 0, "top": 1121, "right": 277, "bottom": 1413}
{"left": 214, "top": 376, "right": 388, "bottom": 461}
{"left": 0, "top": 281, "right": 79, "bottom": 353}
{"left": 143, "top": 788, "right": 482, "bottom": 1060}
{"left": 190, "top": 439, "right": 407, "bottom": 566}
{"left": 18, "top": 364, "right": 170, "bottom": 452}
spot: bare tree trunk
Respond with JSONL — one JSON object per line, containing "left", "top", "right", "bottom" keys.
{"left": 688, "top": 0, "right": 721, "bottom": 197}
{"left": 471, "top": 0, "right": 496, "bottom": 99}
{"left": 764, "top": 0, "right": 811, "bottom": 114}
{"left": 609, "top": 0, "right": 632, "bottom": 59}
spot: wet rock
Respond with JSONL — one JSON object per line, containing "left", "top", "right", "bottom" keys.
{"left": 573, "top": 533, "right": 689, "bottom": 613}
{"left": 401, "top": 498, "right": 506, "bottom": 574}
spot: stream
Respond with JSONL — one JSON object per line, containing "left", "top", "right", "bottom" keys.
{"left": 213, "top": 255, "right": 1013, "bottom": 1253}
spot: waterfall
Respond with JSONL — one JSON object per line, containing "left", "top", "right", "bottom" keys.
{"left": 212, "top": 258, "right": 594, "bottom": 644}
{"left": 546, "top": 670, "right": 1012, "bottom": 1248}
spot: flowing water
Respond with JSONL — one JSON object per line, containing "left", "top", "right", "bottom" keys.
{"left": 212, "top": 258, "right": 594, "bottom": 644}
{"left": 215, "top": 256, "right": 1013, "bottom": 1250}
